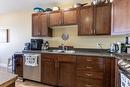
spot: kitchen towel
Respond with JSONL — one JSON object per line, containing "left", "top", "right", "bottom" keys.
{"left": 24, "top": 54, "right": 40, "bottom": 66}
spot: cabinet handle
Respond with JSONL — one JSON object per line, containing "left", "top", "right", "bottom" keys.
{"left": 94, "top": 28, "right": 96, "bottom": 34}
{"left": 86, "top": 66, "right": 92, "bottom": 69}
{"left": 85, "top": 84, "right": 92, "bottom": 87}
{"left": 85, "top": 73, "right": 92, "bottom": 77}
{"left": 86, "top": 59, "right": 92, "bottom": 62}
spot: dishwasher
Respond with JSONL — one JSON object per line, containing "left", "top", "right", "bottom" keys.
{"left": 23, "top": 53, "right": 41, "bottom": 82}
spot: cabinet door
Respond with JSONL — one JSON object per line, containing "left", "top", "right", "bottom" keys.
{"left": 78, "top": 6, "right": 94, "bottom": 36}
{"left": 112, "top": 0, "right": 130, "bottom": 35}
{"left": 58, "top": 55, "right": 76, "bottom": 87}
{"left": 32, "top": 13, "right": 41, "bottom": 36}
{"left": 49, "top": 11, "right": 62, "bottom": 26}
{"left": 41, "top": 54, "right": 58, "bottom": 86}
{"left": 94, "top": 4, "right": 111, "bottom": 35}
{"left": 14, "top": 54, "right": 23, "bottom": 77}
{"left": 40, "top": 13, "right": 52, "bottom": 36}
{"left": 63, "top": 8, "right": 77, "bottom": 25}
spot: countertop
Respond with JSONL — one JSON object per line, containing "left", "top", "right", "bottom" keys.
{"left": 22, "top": 49, "right": 128, "bottom": 59}
{"left": 0, "top": 71, "right": 17, "bottom": 87}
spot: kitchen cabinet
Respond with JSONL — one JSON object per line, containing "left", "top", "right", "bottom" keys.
{"left": 63, "top": 8, "right": 77, "bottom": 25}
{"left": 112, "top": 0, "right": 130, "bottom": 35}
{"left": 14, "top": 54, "right": 23, "bottom": 77}
{"left": 94, "top": 4, "right": 111, "bottom": 35}
{"left": 41, "top": 54, "right": 58, "bottom": 86}
{"left": 41, "top": 54, "right": 76, "bottom": 87}
{"left": 32, "top": 13, "right": 52, "bottom": 37}
{"left": 49, "top": 8, "right": 77, "bottom": 26}
{"left": 58, "top": 55, "right": 76, "bottom": 87}
{"left": 78, "top": 6, "right": 94, "bottom": 35}
{"left": 76, "top": 56, "right": 116, "bottom": 87}
{"left": 78, "top": 3, "right": 111, "bottom": 36}
{"left": 49, "top": 11, "right": 62, "bottom": 26}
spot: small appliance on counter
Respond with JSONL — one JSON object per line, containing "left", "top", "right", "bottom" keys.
{"left": 109, "top": 43, "right": 119, "bottom": 53}
{"left": 24, "top": 43, "right": 31, "bottom": 50}
{"left": 109, "top": 42, "right": 126, "bottom": 53}
{"left": 42, "top": 41, "right": 49, "bottom": 50}
{"left": 30, "top": 39, "right": 43, "bottom": 50}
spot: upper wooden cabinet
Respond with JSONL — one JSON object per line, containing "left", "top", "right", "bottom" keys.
{"left": 49, "top": 8, "right": 77, "bottom": 26}
{"left": 78, "top": 6, "right": 94, "bottom": 35}
{"left": 94, "top": 4, "right": 111, "bottom": 35}
{"left": 49, "top": 11, "right": 62, "bottom": 26}
{"left": 78, "top": 3, "right": 111, "bottom": 36}
{"left": 32, "top": 13, "right": 52, "bottom": 37}
{"left": 63, "top": 8, "right": 77, "bottom": 25}
{"left": 112, "top": 0, "right": 130, "bottom": 35}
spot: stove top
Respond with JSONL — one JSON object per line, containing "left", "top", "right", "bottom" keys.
{"left": 118, "top": 59, "right": 130, "bottom": 73}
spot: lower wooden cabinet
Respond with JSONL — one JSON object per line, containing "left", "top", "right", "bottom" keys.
{"left": 41, "top": 54, "right": 76, "bottom": 87}
{"left": 58, "top": 55, "right": 76, "bottom": 87}
{"left": 77, "top": 77, "right": 103, "bottom": 87}
{"left": 14, "top": 54, "right": 23, "bottom": 77}
{"left": 41, "top": 54, "right": 58, "bottom": 86}
{"left": 76, "top": 56, "right": 116, "bottom": 87}
{"left": 41, "top": 54, "right": 117, "bottom": 87}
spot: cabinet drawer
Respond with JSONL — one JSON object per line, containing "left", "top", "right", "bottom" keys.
{"left": 77, "top": 63, "right": 104, "bottom": 72}
{"left": 58, "top": 55, "right": 76, "bottom": 63}
{"left": 77, "top": 71, "right": 103, "bottom": 80}
{"left": 77, "top": 77, "right": 103, "bottom": 87}
{"left": 77, "top": 56, "right": 104, "bottom": 65}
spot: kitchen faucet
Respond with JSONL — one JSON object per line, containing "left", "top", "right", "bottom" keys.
{"left": 61, "top": 44, "right": 65, "bottom": 52}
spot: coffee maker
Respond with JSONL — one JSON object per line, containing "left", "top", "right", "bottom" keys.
{"left": 30, "top": 39, "right": 43, "bottom": 50}
{"left": 42, "top": 41, "right": 49, "bottom": 50}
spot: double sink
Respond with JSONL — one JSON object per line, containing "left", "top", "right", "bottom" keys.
{"left": 48, "top": 50, "right": 76, "bottom": 54}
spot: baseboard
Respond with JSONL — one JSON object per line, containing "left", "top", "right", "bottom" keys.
{"left": 0, "top": 63, "right": 7, "bottom": 68}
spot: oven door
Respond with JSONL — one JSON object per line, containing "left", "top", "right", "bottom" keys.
{"left": 120, "top": 69, "right": 130, "bottom": 87}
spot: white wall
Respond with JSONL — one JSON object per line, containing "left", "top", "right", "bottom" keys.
{"left": 0, "top": 11, "right": 32, "bottom": 66}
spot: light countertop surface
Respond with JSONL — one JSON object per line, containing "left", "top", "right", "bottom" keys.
{"left": 0, "top": 71, "right": 17, "bottom": 87}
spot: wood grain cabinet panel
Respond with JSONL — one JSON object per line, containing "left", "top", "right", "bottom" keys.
{"left": 49, "top": 11, "right": 62, "bottom": 26}
{"left": 77, "top": 77, "right": 103, "bottom": 87}
{"left": 76, "top": 56, "right": 116, "bottom": 87}
{"left": 41, "top": 54, "right": 58, "bottom": 86}
{"left": 78, "top": 3, "right": 111, "bottom": 36}
{"left": 63, "top": 8, "right": 77, "bottom": 25}
{"left": 78, "top": 6, "right": 94, "bottom": 35}
{"left": 112, "top": 0, "right": 130, "bottom": 35}
{"left": 94, "top": 4, "right": 111, "bottom": 35}
{"left": 32, "top": 13, "right": 52, "bottom": 37}
{"left": 14, "top": 54, "right": 23, "bottom": 77}
{"left": 32, "top": 13, "right": 40, "bottom": 36}
{"left": 58, "top": 55, "right": 76, "bottom": 87}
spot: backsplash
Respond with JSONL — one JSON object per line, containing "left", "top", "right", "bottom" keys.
{"left": 48, "top": 25, "right": 126, "bottom": 49}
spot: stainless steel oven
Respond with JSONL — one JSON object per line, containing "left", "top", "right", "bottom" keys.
{"left": 118, "top": 59, "right": 130, "bottom": 87}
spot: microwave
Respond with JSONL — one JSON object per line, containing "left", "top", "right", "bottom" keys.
{"left": 31, "top": 39, "right": 43, "bottom": 50}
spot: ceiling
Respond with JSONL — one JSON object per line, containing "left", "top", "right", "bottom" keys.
{"left": 0, "top": 0, "right": 90, "bottom": 14}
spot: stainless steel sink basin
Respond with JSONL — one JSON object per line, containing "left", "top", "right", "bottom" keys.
{"left": 49, "top": 50, "right": 75, "bottom": 53}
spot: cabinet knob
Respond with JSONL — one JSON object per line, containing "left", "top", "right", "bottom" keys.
{"left": 86, "top": 59, "right": 92, "bottom": 62}
{"left": 85, "top": 73, "right": 92, "bottom": 77}
{"left": 86, "top": 66, "right": 92, "bottom": 69}
{"left": 85, "top": 84, "right": 92, "bottom": 87}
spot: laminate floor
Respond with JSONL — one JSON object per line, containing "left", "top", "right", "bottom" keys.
{"left": 16, "top": 80, "right": 53, "bottom": 87}
{"left": 0, "top": 67, "right": 53, "bottom": 87}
